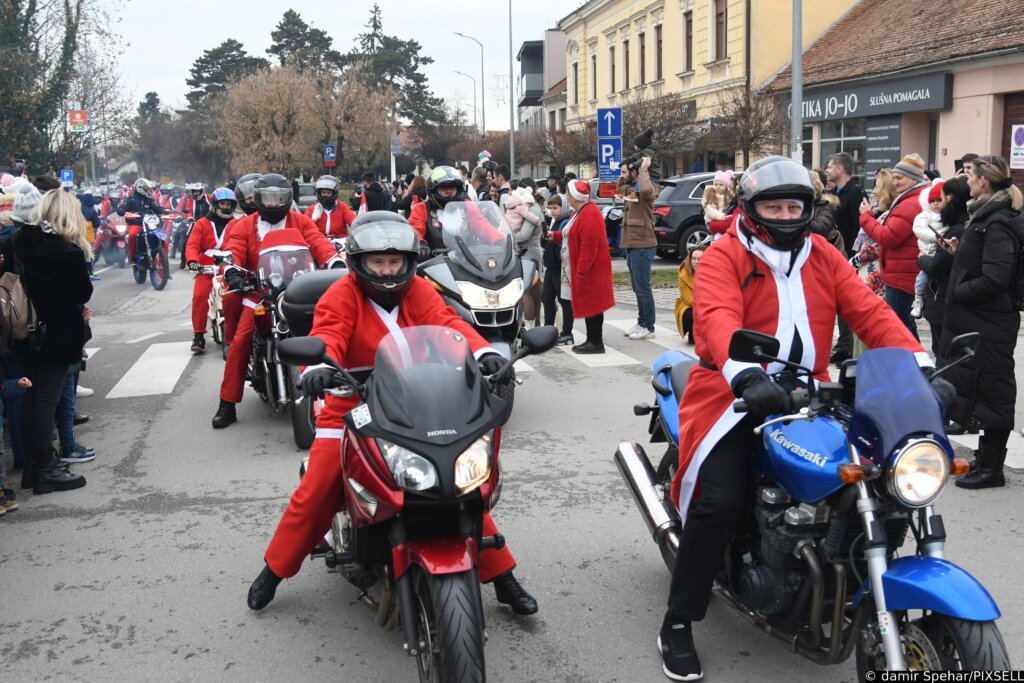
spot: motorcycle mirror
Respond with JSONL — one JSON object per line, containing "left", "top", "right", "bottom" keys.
{"left": 728, "top": 329, "right": 780, "bottom": 363}
{"left": 279, "top": 336, "right": 326, "bottom": 367}
{"left": 521, "top": 325, "right": 559, "bottom": 355}
{"left": 947, "top": 332, "right": 980, "bottom": 358}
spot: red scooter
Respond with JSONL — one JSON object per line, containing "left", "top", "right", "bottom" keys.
{"left": 278, "top": 325, "right": 557, "bottom": 682}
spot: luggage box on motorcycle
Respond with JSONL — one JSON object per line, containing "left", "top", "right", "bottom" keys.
{"left": 280, "top": 269, "right": 348, "bottom": 336}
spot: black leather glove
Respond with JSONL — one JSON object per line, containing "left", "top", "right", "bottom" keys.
{"left": 300, "top": 367, "right": 336, "bottom": 400}
{"left": 478, "top": 353, "right": 505, "bottom": 376}
{"left": 225, "top": 268, "right": 246, "bottom": 292}
{"left": 926, "top": 372, "right": 958, "bottom": 418}
{"left": 730, "top": 368, "right": 790, "bottom": 417}
{"left": 187, "top": 260, "right": 201, "bottom": 272}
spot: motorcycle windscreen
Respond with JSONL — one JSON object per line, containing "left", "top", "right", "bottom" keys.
{"left": 439, "top": 201, "right": 517, "bottom": 282}
{"left": 369, "top": 325, "right": 495, "bottom": 447}
{"left": 257, "top": 229, "right": 314, "bottom": 288}
{"left": 848, "top": 347, "right": 952, "bottom": 463}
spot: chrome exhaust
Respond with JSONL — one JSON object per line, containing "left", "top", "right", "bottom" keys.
{"left": 613, "top": 442, "right": 681, "bottom": 559}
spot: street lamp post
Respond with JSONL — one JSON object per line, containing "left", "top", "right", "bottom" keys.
{"left": 507, "top": 0, "right": 515, "bottom": 175}
{"left": 454, "top": 70, "right": 478, "bottom": 134}
{"left": 454, "top": 32, "right": 485, "bottom": 137}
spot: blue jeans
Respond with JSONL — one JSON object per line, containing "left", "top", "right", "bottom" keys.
{"left": 885, "top": 285, "right": 919, "bottom": 341}
{"left": 625, "top": 246, "right": 657, "bottom": 329}
{"left": 56, "top": 373, "right": 77, "bottom": 454}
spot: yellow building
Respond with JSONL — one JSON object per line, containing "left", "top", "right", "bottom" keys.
{"left": 558, "top": 0, "right": 858, "bottom": 174}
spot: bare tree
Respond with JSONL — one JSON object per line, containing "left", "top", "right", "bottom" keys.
{"left": 516, "top": 125, "right": 595, "bottom": 174}
{"left": 702, "top": 85, "right": 787, "bottom": 168}
{"left": 620, "top": 90, "right": 703, "bottom": 163}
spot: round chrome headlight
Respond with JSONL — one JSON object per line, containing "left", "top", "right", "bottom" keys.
{"left": 886, "top": 438, "right": 950, "bottom": 507}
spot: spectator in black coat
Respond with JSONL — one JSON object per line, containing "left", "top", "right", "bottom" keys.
{"left": 917, "top": 177, "right": 969, "bottom": 356}
{"left": 361, "top": 172, "right": 390, "bottom": 212}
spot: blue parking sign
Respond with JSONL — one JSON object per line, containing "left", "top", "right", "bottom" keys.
{"left": 597, "top": 137, "right": 622, "bottom": 181}
{"left": 60, "top": 169, "right": 73, "bottom": 183}
{"left": 323, "top": 145, "right": 336, "bottom": 162}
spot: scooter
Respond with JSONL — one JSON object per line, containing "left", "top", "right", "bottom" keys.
{"left": 278, "top": 324, "right": 558, "bottom": 682}
{"left": 615, "top": 329, "right": 1010, "bottom": 674}
{"left": 417, "top": 202, "right": 536, "bottom": 423}
{"left": 124, "top": 212, "right": 175, "bottom": 290}
{"left": 93, "top": 216, "right": 128, "bottom": 268}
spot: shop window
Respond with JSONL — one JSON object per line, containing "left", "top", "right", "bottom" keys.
{"left": 820, "top": 118, "right": 866, "bottom": 180}
{"left": 802, "top": 124, "right": 813, "bottom": 169}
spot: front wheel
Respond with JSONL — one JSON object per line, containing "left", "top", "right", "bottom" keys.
{"left": 856, "top": 610, "right": 1010, "bottom": 674}
{"left": 412, "top": 568, "right": 486, "bottom": 683}
{"left": 150, "top": 247, "right": 169, "bottom": 290}
{"left": 116, "top": 245, "right": 126, "bottom": 268}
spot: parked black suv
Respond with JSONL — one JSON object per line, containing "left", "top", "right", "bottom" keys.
{"left": 652, "top": 172, "right": 715, "bottom": 259}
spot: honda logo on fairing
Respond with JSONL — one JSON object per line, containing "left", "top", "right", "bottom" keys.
{"left": 427, "top": 429, "right": 457, "bottom": 437}
{"left": 769, "top": 428, "right": 827, "bottom": 468}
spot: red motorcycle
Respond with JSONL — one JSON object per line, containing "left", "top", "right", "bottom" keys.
{"left": 278, "top": 324, "right": 557, "bottom": 682}
{"left": 93, "top": 215, "right": 128, "bottom": 268}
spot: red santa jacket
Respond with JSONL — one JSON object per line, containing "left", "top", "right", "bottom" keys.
{"left": 224, "top": 211, "right": 338, "bottom": 276}
{"left": 309, "top": 275, "right": 496, "bottom": 432}
{"left": 304, "top": 202, "right": 357, "bottom": 237}
{"left": 859, "top": 185, "right": 925, "bottom": 295}
{"left": 669, "top": 220, "right": 928, "bottom": 516}
{"left": 185, "top": 216, "right": 230, "bottom": 267}
{"left": 567, "top": 201, "right": 615, "bottom": 319}
{"left": 177, "top": 195, "right": 211, "bottom": 219}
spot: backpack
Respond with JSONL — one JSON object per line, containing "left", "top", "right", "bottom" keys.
{"left": 0, "top": 234, "right": 45, "bottom": 352}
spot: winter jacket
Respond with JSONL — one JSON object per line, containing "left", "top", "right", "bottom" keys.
{"left": 674, "top": 262, "right": 695, "bottom": 338}
{"left": 361, "top": 182, "right": 390, "bottom": 212}
{"left": 118, "top": 192, "right": 166, "bottom": 225}
{"left": 177, "top": 195, "right": 210, "bottom": 219}
{"left": 185, "top": 214, "right": 231, "bottom": 267}
{"left": 912, "top": 207, "right": 946, "bottom": 257}
{"left": 628, "top": 146, "right": 662, "bottom": 179}
{"left": 504, "top": 189, "right": 544, "bottom": 264}
{"left": 940, "top": 195, "right": 1022, "bottom": 431}
{"left": 567, "top": 201, "right": 615, "bottom": 319}
{"left": 618, "top": 168, "right": 657, "bottom": 249}
{"left": 829, "top": 178, "right": 865, "bottom": 257}
{"left": 78, "top": 194, "right": 100, "bottom": 237}
{"left": 917, "top": 218, "right": 965, "bottom": 336}
{"left": 397, "top": 189, "right": 427, "bottom": 216}
{"left": 1, "top": 224, "right": 92, "bottom": 365}
{"left": 305, "top": 201, "right": 357, "bottom": 238}
{"left": 808, "top": 201, "right": 845, "bottom": 253}
{"left": 543, "top": 208, "right": 571, "bottom": 270}
{"left": 701, "top": 186, "right": 731, "bottom": 226}
{"left": 224, "top": 211, "right": 339, "bottom": 285}
{"left": 858, "top": 184, "right": 926, "bottom": 295}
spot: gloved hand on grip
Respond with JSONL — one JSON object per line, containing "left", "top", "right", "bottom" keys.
{"left": 924, "top": 368, "right": 958, "bottom": 418}
{"left": 300, "top": 367, "right": 336, "bottom": 400}
{"left": 225, "top": 268, "right": 246, "bottom": 292}
{"left": 187, "top": 260, "right": 201, "bottom": 272}
{"left": 478, "top": 353, "right": 506, "bottom": 377}
{"left": 730, "top": 368, "right": 790, "bottom": 417}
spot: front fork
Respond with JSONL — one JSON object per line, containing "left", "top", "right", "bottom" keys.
{"left": 270, "top": 316, "right": 289, "bottom": 410}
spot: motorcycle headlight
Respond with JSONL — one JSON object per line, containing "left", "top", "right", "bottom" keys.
{"left": 115, "top": 224, "right": 127, "bottom": 235}
{"left": 269, "top": 272, "right": 284, "bottom": 289}
{"left": 456, "top": 279, "right": 524, "bottom": 309}
{"left": 886, "top": 438, "right": 950, "bottom": 507}
{"left": 376, "top": 439, "right": 438, "bottom": 492}
{"left": 455, "top": 433, "right": 493, "bottom": 495}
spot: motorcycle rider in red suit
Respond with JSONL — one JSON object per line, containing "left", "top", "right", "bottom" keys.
{"left": 408, "top": 165, "right": 505, "bottom": 251}
{"left": 219, "top": 174, "right": 261, "bottom": 356}
{"left": 656, "top": 157, "right": 957, "bottom": 681}
{"left": 185, "top": 187, "right": 236, "bottom": 354}
{"left": 305, "top": 175, "right": 356, "bottom": 237}
{"left": 211, "top": 173, "right": 343, "bottom": 428}
{"left": 117, "top": 178, "right": 167, "bottom": 263}
{"left": 247, "top": 211, "right": 539, "bottom": 616}
{"left": 177, "top": 182, "right": 210, "bottom": 220}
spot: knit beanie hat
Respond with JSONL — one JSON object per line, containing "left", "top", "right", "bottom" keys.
{"left": 11, "top": 184, "right": 42, "bottom": 223}
{"left": 893, "top": 153, "right": 927, "bottom": 184}
{"left": 713, "top": 169, "right": 735, "bottom": 191}
{"left": 633, "top": 128, "right": 654, "bottom": 149}
{"left": 927, "top": 180, "right": 944, "bottom": 203}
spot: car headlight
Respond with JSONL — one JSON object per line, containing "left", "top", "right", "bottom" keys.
{"left": 455, "top": 433, "right": 493, "bottom": 495}
{"left": 376, "top": 439, "right": 438, "bottom": 491}
{"left": 456, "top": 279, "right": 523, "bottom": 309}
{"left": 886, "top": 438, "right": 950, "bottom": 507}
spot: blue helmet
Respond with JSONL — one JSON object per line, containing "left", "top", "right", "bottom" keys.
{"left": 211, "top": 186, "right": 236, "bottom": 219}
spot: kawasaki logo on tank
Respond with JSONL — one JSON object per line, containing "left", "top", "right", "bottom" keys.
{"left": 769, "top": 428, "right": 827, "bottom": 468}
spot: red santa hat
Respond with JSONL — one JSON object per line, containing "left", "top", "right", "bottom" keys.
{"left": 567, "top": 180, "right": 590, "bottom": 202}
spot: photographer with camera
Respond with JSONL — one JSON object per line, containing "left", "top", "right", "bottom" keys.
{"left": 617, "top": 156, "right": 658, "bottom": 340}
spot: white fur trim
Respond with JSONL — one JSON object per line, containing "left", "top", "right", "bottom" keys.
{"left": 300, "top": 363, "right": 331, "bottom": 378}
{"left": 722, "top": 359, "right": 761, "bottom": 388}
{"left": 315, "top": 428, "right": 344, "bottom": 440}
{"left": 677, "top": 404, "right": 745, "bottom": 527}
{"left": 567, "top": 182, "right": 590, "bottom": 202}
{"left": 473, "top": 346, "right": 500, "bottom": 360}
{"left": 915, "top": 351, "right": 935, "bottom": 368}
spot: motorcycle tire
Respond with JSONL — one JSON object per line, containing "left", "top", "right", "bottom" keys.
{"left": 289, "top": 366, "right": 315, "bottom": 450}
{"left": 412, "top": 567, "right": 486, "bottom": 683}
{"left": 102, "top": 245, "right": 115, "bottom": 267}
{"left": 132, "top": 261, "right": 147, "bottom": 284}
{"left": 117, "top": 246, "right": 126, "bottom": 269}
{"left": 150, "top": 247, "right": 170, "bottom": 291}
{"left": 211, "top": 313, "right": 223, "bottom": 345}
{"left": 855, "top": 602, "right": 1010, "bottom": 674}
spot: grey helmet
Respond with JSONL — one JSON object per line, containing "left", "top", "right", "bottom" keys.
{"left": 345, "top": 211, "right": 420, "bottom": 308}
{"left": 314, "top": 175, "right": 340, "bottom": 208}
{"left": 737, "top": 156, "right": 817, "bottom": 251}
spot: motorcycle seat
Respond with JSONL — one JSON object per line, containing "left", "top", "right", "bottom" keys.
{"left": 669, "top": 359, "right": 697, "bottom": 404}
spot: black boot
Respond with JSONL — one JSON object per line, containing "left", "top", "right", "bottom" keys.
{"left": 212, "top": 399, "right": 237, "bottom": 428}
{"left": 248, "top": 563, "right": 282, "bottom": 610}
{"left": 33, "top": 461, "right": 86, "bottom": 495}
{"left": 956, "top": 446, "right": 1006, "bottom": 489}
{"left": 492, "top": 570, "right": 538, "bottom": 615}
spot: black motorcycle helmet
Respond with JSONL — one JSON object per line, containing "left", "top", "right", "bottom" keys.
{"left": 253, "top": 173, "right": 291, "bottom": 224}
{"left": 315, "top": 175, "right": 340, "bottom": 209}
{"left": 426, "top": 165, "right": 466, "bottom": 211}
{"left": 235, "top": 173, "right": 262, "bottom": 215}
{"left": 737, "top": 156, "right": 816, "bottom": 251}
{"left": 346, "top": 211, "right": 420, "bottom": 308}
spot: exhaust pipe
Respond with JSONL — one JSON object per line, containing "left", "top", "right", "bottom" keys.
{"left": 614, "top": 442, "right": 681, "bottom": 559}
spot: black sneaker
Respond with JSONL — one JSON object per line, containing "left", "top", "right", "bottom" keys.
{"left": 658, "top": 621, "right": 703, "bottom": 681}
{"left": 191, "top": 333, "right": 206, "bottom": 354}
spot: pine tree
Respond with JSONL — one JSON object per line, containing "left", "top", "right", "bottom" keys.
{"left": 185, "top": 39, "right": 269, "bottom": 111}
{"left": 267, "top": 9, "right": 344, "bottom": 75}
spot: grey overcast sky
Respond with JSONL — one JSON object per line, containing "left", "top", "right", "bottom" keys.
{"left": 110, "top": 0, "right": 581, "bottom": 130}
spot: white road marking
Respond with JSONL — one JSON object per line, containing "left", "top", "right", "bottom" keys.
{"left": 514, "top": 359, "right": 534, "bottom": 373}
{"left": 106, "top": 342, "right": 194, "bottom": 399}
{"left": 179, "top": 321, "right": 194, "bottom": 327}
{"left": 94, "top": 266, "right": 113, "bottom": 274}
{"left": 604, "top": 319, "right": 687, "bottom": 350}
{"left": 127, "top": 332, "right": 162, "bottom": 344}
{"left": 556, "top": 327, "right": 642, "bottom": 367}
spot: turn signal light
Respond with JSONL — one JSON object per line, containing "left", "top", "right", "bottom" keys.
{"left": 254, "top": 305, "right": 267, "bottom": 316}
{"left": 838, "top": 464, "right": 866, "bottom": 483}
{"left": 950, "top": 457, "right": 971, "bottom": 476}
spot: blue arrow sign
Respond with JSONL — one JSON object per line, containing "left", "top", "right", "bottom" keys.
{"left": 60, "top": 169, "right": 74, "bottom": 183}
{"left": 323, "top": 145, "right": 336, "bottom": 161}
{"left": 597, "top": 107, "right": 622, "bottom": 137}
{"left": 597, "top": 136, "right": 622, "bottom": 181}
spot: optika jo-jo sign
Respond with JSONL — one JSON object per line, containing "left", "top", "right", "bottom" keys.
{"left": 788, "top": 73, "right": 952, "bottom": 122}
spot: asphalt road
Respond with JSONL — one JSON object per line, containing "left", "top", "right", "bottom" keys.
{"left": 1, "top": 264, "right": 1021, "bottom": 682}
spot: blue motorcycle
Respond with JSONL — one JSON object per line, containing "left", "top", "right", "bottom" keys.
{"left": 129, "top": 212, "right": 171, "bottom": 290}
{"left": 615, "top": 329, "right": 1010, "bottom": 673}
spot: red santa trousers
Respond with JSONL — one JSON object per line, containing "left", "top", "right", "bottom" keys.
{"left": 222, "top": 292, "right": 243, "bottom": 345}
{"left": 192, "top": 274, "right": 213, "bottom": 335}
{"left": 219, "top": 306, "right": 259, "bottom": 403}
